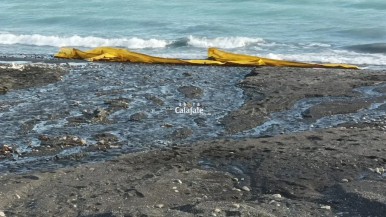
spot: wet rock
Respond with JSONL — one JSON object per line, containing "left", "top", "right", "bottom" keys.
{"left": 194, "top": 117, "right": 207, "bottom": 127}
{"left": 320, "top": 205, "right": 331, "bottom": 210}
{"left": 178, "top": 85, "right": 204, "bottom": 99}
{"left": 0, "top": 86, "right": 8, "bottom": 94}
{"left": 93, "top": 108, "right": 108, "bottom": 119}
{"left": 0, "top": 144, "right": 18, "bottom": 159}
{"left": 91, "top": 133, "right": 122, "bottom": 151}
{"left": 170, "top": 127, "right": 193, "bottom": 140}
{"left": 162, "top": 123, "right": 174, "bottom": 128}
{"left": 241, "top": 186, "right": 251, "bottom": 192}
{"left": 302, "top": 100, "right": 372, "bottom": 121}
{"left": 129, "top": 112, "right": 148, "bottom": 122}
{"left": 155, "top": 204, "right": 164, "bottom": 208}
{"left": 38, "top": 135, "right": 87, "bottom": 148}
{"left": 105, "top": 98, "right": 130, "bottom": 109}
{"left": 232, "top": 203, "right": 240, "bottom": 209}
{"left": 144, "top": 94, "right": 164, "bottom": 106}
{"left": 0, "top": 65, "right": 67, "bottom": 94}
{"left": 272, "top": 194, "right": 282, "bottom": 199}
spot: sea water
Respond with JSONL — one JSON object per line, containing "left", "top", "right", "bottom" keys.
{"left": 0, "top": 0, "right": 386, "bottom": 67}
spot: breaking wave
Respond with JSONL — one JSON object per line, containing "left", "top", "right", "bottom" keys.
{"left": 0, "top": 33, "right": 169, "bottom": 49}
{"left": 185, "top": 35, "right": 265, "bottom": 48}
{"left": 267, "top": 50, "right": 386, "bottom": 66}
{"left": 0, "top": 33, "right": 265, "bottom": 49}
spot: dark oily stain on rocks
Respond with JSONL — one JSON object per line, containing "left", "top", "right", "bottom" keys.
{"left": 0, "top": 65, "right": 67, "bottom": 94}
{"left": 302, "top": 100, "right": 374, "bottom": 121}
{"left": 194, "top": 117, "right": 207, "bottom": 127}
{"left": 23, "top": 135, "right": 87, "bottom": 158}
{"left": 170, "top": 127, "right": 193, "bottom": 140}
{"left": 69, "top": 108, "right": 112, "bottom": 125}
{"left": 178, "top": 85, "right": 204, "bottom": 99}
{"left": 144, "top": 94, "right": 164, "bottom": 106}
{"left": 129, "top": 112, "right": 148, "bottom": 122}
{"left": 104, "top": 98, "right": 130, "bottom": 110}
{"left": 221, "top": 67, "right": 386, "bottom": 134}
{"left": 87, "top": 133, "right": 123, "bottom": 151}
{"left": 38, "top": 135, "right": 87, "bottom": 148}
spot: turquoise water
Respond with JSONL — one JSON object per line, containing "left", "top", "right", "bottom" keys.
{"left": 1, "top": 0, "right": 386, "bottom": 66}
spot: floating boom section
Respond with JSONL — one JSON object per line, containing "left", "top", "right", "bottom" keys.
{"left": 208, "top": 48, "right": 359, "bottom": 69}
{"left": 55, "top": 47, "right": 359, "bottom": 69}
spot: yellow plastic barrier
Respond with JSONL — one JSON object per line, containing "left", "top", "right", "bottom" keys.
{"left": 54, "top": 47, "right": 359, "bottom": 69}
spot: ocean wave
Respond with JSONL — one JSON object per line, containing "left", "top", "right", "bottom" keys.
{"left": 186, "top": 36, "right": 265, "bottom": 48}
{"left": 0, "top": 33, "right": 266, "bottom": 49}
{"left": 267, "top": 50, "right": 386, "bottom": 66}
{"left": 345, "top": 43, "right": 386, "bottom": 54}
{"left": 0, "top": 33, "right": 169, "bottom": 49}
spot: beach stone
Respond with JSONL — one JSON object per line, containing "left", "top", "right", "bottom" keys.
{"left": 80, "top": 139, "right": 87, "bottom": 145}
{"left": 155, "top": 204, "right": 164, "bottom": 208}
{"left": 105, "top": 98, "right": 130, "bottom": 109}
{"left": 214, "top": 208, "right": 221, "bottom": 213}
{"left": 241, "top": 186, "right": 251, "bottom": 192}
{"left": 232, "top": 203, "right": 240, "bottom": 209}
{"left": 272, "top": 194, "right": 282, "bottom": 199}
{"left": 341, "top": 178, "right": 349, "bottom": 183}
{"left": 178, "top": 85, "right": 204, "bottom": 99}
{"left": 0, "top": 86, "right": 8, "bottom": 94}
{"left": 194, "top": 117, "right": 207, "bottom": 127}
{"left": 0, "top": 211, "right": 5, "bottom": 217}
{"left": 320, "top": 205, "right": 331, "bottom": 210}
{"left": 375, "top": 167, "right": 385, "bottom": 174}
{"left": 129, "top": 112, "right": 148, "bottom": 122}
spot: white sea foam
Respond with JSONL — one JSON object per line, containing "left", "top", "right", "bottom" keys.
{"left": 187, "top": 35, "right": 265, "bottom": 48}
{"left": 0, "top": 33, "right": 169, "bottom": 49}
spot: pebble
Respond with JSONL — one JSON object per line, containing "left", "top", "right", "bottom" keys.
{"left": 155, "top": 204, "right": 164, "bottom": 208}
{"left": 232, "top": 203, "right": 240, "bottom": 209}
{"left": 321, "top": 205, "right": 331, "bottom": 210}
{"left": 272, "top": 194, "right": 282, "bottom": 199}
{"left": 214, "top": 208, "right": 221, "bottom": 213}
{"left": 232, "top": 187, "right": 241, "bottom": 192}
{"left": 80, "top": 139, "right": 87, "bottom": 145}
{"left": 172, "top": 186, "right": 178, "bottom": 190}
{"left": 174, "top": 179, "right": 182, "bottom": 184}
{"left": 375, "top": 167, "right": 385, "bottom": 174}
{"left": 0, "top": 211, "right": 5, "bottom": 217}
{"left": 341, "top": 179, "right": 349, "bottom": 183}
{"left": 241, "top": 186, "right": 251, "bottom": 192}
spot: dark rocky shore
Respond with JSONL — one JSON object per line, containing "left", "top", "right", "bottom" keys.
{"left": 1, "top": 62, "right": 386, "bottom": 217}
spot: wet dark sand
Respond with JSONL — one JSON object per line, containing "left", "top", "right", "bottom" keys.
{"left": 1, "top": 63, "right": 386, "bottom": 217}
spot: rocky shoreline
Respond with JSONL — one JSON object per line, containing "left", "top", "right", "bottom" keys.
{"left": 1, "top": 62, "right": 386, "bottom": 216}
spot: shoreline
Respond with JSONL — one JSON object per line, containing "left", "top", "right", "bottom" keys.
{"left": 1, "top": 61, "right": 386, "bottom": 216}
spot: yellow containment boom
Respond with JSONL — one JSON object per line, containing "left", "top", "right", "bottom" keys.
{"left": 208, "top": 48, "right": 359, "bottom": 69}
{"left": 54, "top": 47, "right": 359, "bottom": 69}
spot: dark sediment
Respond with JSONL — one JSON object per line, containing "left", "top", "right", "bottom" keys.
{"left": 1, "top": 63, "right": 386, "bottom": 217}
{"left": 0, "top": 65, "right": 67, "bottom": 94}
